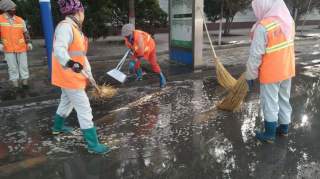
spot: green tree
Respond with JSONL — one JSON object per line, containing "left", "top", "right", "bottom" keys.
{"left": 15, "top": 0, "right": 43, "bottom": 37}
{"left": 110, "top": 0, "right": 168, "bottom": 36}
{"left": 204, "top": 0, "right": 250, "bottom": 35}
{"left": 15, "top": 0, "right": 167, "bottom": 38}
{"left": 82, "top": 0, "right": 114, "bottom": 39}
{"left": 204, "top": 0, "right": 221, "bottom": 22}
{"left": 284, "top": 0, "right": 320, "bottom": 24}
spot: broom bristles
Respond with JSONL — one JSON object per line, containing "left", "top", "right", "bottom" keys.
{"left": 217, "top": 74, "right": 249, "bottom": 112}
{"left": 91, "top": 84, "right": 117, "bottom": 99}
{"left": 214, "top": 58, "right": 237, "bottom": 90}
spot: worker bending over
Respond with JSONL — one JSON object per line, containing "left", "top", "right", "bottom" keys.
{"left": 121, "top": 24, "right": 166, "bottom": 88}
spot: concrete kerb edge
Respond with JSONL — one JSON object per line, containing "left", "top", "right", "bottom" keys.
{"left": 86, "top": 36, "right": 319, "bottom": 63}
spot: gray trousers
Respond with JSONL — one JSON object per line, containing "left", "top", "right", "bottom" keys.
{"left": 260, "top": 79, "right": 292, "bottom": 124}
{"left": 56, "top": 89, "right": 94, "bottom": 129}
{"left": 5, "top": 52, "right": 29, "bottom": 81}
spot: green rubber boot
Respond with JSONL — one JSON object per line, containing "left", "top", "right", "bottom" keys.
{"left": 82, "top": 127, "right": 111, "bottom": 154}
{"left": 52, "top": 114, "right": 74, "bottom": 135}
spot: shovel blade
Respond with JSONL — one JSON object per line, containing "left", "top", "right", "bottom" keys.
{"left": 107, "top": 69, "right": 127, "bottom": 83}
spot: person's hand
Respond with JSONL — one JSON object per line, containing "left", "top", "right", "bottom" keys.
{"left": 247, "top": 80, "right": 254, "bottom": 91}
{"left": 0, "top": 44, "right": 4, "bottom": 52}
{"left": 27, "top": 43, "right": 33, "bottom": 51}
{"left": 66, "top": 60, "right": 83, "bottom": 73}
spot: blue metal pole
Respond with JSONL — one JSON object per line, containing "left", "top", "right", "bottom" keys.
{"left": 39, "top": 0, "right": 54, "bottom": 79}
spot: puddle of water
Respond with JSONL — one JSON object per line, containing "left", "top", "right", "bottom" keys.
{"left": 311, "top": 51, "right": 320, "bottom": 55}
{"left": 311, "top": 59, "right": 320, "bottom": 63}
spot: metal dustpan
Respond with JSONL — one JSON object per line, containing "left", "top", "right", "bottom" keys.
{"left": 107, "top": 49, "right": 131, "bottom": 83}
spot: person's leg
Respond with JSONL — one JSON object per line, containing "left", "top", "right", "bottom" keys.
{"left": 53, "top": 89, "right": 74, "bottom": 134}
{"left": 129, "top": 60, "right": 136, "bottom": 74}
{"left": 148, "top": 49, "right": 166, "bottom": 88}
{"left": 5, "top": 53, "right": 19, "bottom": 88}
{"left": 65, "top": 89, "right": 93, "bottom": 129}
{"left": 65, "top": 89, "right": 110, "bottom": 154}
{"left": 17, "top": 52, "right": 29, "bottom": 88}
{"left": 277, "top": 79, "right": 292, "bottom": 136}
{"left": 130, "top": 60, "right": 143, "bottom": 80}
{"left": 256, "top": 82, "right": 280, "bottom": 143}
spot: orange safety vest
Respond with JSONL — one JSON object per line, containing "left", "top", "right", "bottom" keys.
{"left": 124, "top": 30, "right": 155, "bottom": 59}
{"left": 51, "top": 21, "right": 89, "bottom": 89}
{"left": 259, "top": 18, "right": 295, "bottom": 84}
{"left": 0, "top": 14, "right": 27, "bottom": 53}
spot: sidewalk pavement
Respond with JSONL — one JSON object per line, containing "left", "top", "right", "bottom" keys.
{"left": 0, "top": 25, "right": 319, "bottom": 104}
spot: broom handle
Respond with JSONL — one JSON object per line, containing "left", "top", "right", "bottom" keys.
{"left": 199, "top": 8, "right": 218, "bottom": 59}
{"left": 81, "top": 70, "right": 100, "bottom": 92}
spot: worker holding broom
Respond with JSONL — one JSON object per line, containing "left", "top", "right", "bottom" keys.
{"left": 51, "top": 0, "right": 110, "bottom": 154}
{"left": 121, "top": 24, "right": 167, "bottom": 88}
{"left": 245, "top": 0, "right": 295, "bottom": 143}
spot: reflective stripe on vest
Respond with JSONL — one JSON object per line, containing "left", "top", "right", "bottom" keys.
{"left": 68, "top": 50, "right": 86, "bottom": 57}
{"left": 265, "top": 22, "right": 279, "bottom": 31}
{"left": 0, "top": 23, "right": 24, "bottom": 28}
{"left": 0, "top": 22, "right": 10, "bottom": 26}
{"left": 266, "top": 39, "right": 294, "bottom": 54}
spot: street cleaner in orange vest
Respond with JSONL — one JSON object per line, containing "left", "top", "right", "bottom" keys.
{"left": 52, "top": 0, "right": 110, "bottom": 154}
{"left": 0, "top": 0, "right": 32, "bottom": 90}
{"left": 245, "top": 0, "right": 295, "bottom": 143}
{"left": 121, "top": 24, "right": 167, "bottom": 88}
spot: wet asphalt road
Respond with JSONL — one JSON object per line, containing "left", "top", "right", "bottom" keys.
{"left": 0, "top": 41, "right": 320, "bottom": 179}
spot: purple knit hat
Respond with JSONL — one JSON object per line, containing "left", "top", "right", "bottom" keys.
{"left": 57, "top": 0, "right": 84, "bottom": 15}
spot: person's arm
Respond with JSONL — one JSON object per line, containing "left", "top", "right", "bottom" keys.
{"left": 135, "top": 33, "right": 145, "bottom": 59}
{"left": 245, "top": 25, "right": 268, "bottom": 80}
{"left": 0, "top": 25, "right": 3, "bottom": 51}
{"left": 53, "top": 23, "right": 73, "bottom": 67}
{"left": 22, "top": 20, "right": 31, "bottom": 44}
{"left": 83, "top": 57, "right": 93, "bottom": 79}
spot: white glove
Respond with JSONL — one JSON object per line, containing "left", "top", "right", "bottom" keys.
{"left": 27, "top": 43, "right": 33, "bottom": 51}
{"left": 0, "top": 44, "right": 3, "bottom": 52}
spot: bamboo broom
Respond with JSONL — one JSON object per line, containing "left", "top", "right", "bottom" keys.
{"left": 200, "top": 8, "right": 249, "bottom": 111}
{"left": 82, "top": 71, "right": 117, "bottom": 99}
{"left": 200, "top": 9, "right": 237, "bottom": 90}
{"left": 217, "top": 74, "right": 249, "bottom": 111}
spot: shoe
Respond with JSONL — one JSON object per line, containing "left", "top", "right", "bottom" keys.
{"left": 159, "top": 72, "right": 167, "bottom": 88}
{"left": 255, "top": 121, "right": 277, "bottom": 143}
{"left": 22, "top": 79, "right": 29, "bottom": 89}
{"left": 52, "top": 114, "right": 74, "bottom": 135}
{"left": 276, "top": 124, "right": 289, "bottom": 137}
{"left": 82, "top": 127, "right": 111, "bottom": 154}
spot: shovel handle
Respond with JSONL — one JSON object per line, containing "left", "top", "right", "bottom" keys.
{"left": 116, "top": 49, "right": 131, "bottom": 70}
